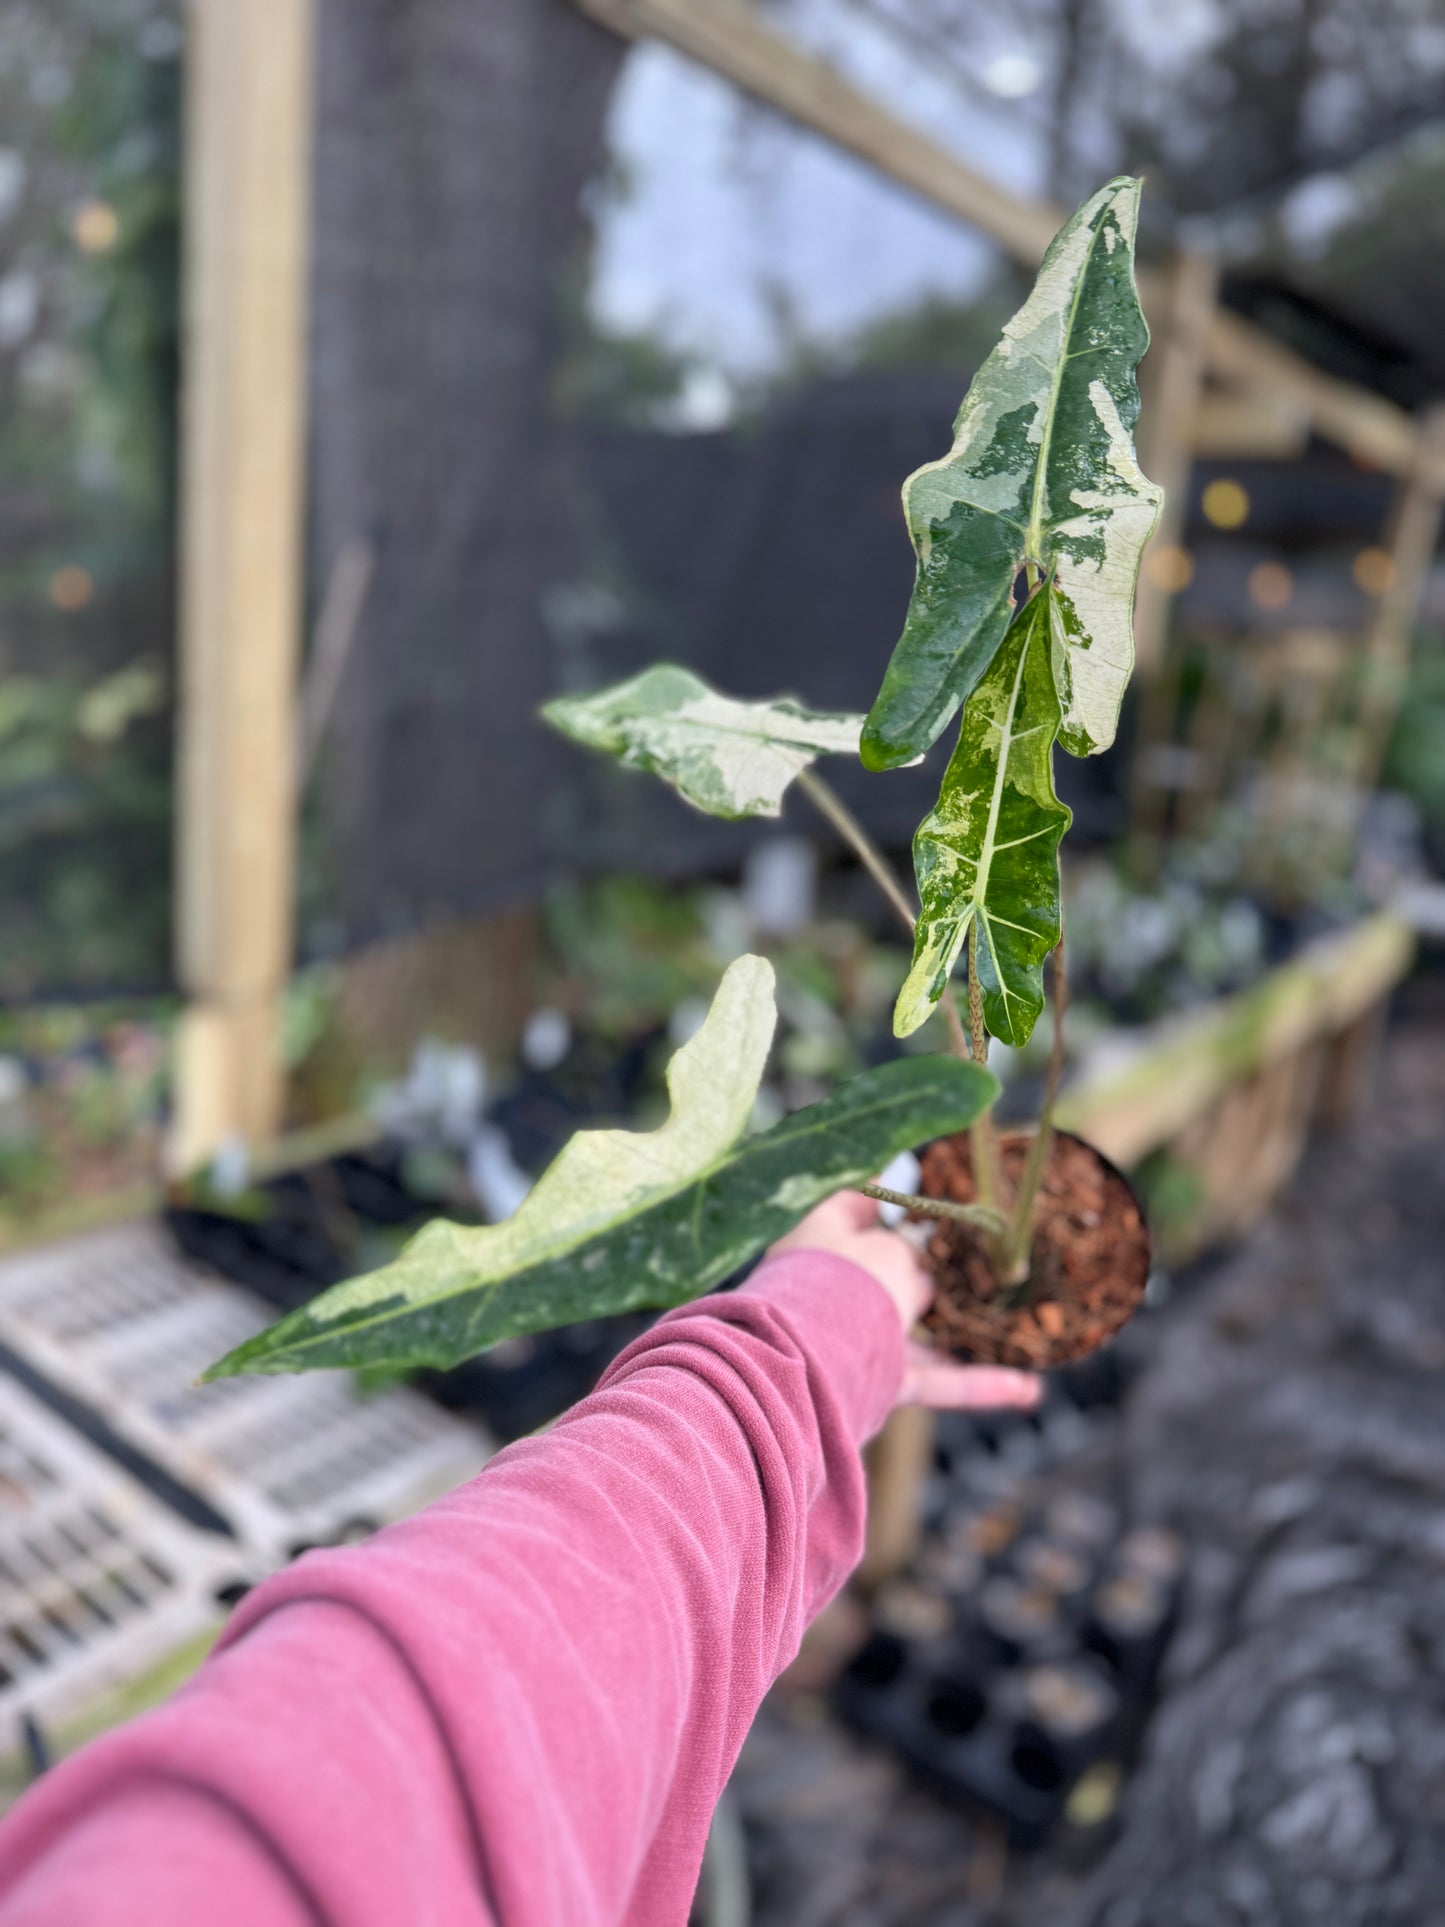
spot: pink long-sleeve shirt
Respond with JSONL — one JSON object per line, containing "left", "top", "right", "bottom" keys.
{"left": 0, "top": 1251, "right": 903, "bottom": 1925}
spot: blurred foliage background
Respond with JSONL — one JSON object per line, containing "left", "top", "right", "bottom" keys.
{"left": 0, "top": 0, "right": 179, "bottom": 998}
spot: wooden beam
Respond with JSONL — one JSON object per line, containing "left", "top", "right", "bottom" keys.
{"left": 1353, "top": 404, "right": 1445, "bottom": 792}
{"left": 1190, "top": 387, "right": 1310, "bottom": 461}
{"left": 171, "top": 0, "right": 315, "bottom": 1170}
{"left": 1203, "top": 308, "right": 1441, "bottom": 487}
{"left": 573, "top": 0, "right": 1064, "bottom": 262}
{"left": 574, "top": 0, "right": 1437, "bottom": 489}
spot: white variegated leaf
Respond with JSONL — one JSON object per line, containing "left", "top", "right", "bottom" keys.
{"left": 862, "top": 176, "right": 1162, "bottom": 769}
{"left": 544, "top": 665, "right": 863, "bottom": 819}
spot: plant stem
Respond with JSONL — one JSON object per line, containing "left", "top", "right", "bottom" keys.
{"left": 966, "top": 918, "right": 1005, "bottom": 1216}
{"left": 999, "top": 933, "right": 1069, "bottom": 1283}
{"left": 940, "top": 991, "right": 972, "bottom": 1064}
{"left": 859, "top": 1183, "right": 1007, "bottom": 1238}
{"left": 966, "top": 919, "right": 989, "bottom": 1066}
{"left": 796, "top": 766, "right": 973, "bottom": 1067}
{"left": 795, "top": 768, "right": 915, "bottom": 936}
{"left": 798, "top": 768, "right": 1010, "bottom": 1253}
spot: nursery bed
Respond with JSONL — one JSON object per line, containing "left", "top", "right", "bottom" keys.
{"left": 0, "top": 1221, "right": 488, "bottom": 1563}
{"left": 0, "top": 1371, "right": 237, "bottom": 1778}
{"left": 1059, "top": 908, "right": 1412, "bottom": 1254}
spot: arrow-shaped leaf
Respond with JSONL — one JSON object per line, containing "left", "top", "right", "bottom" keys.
{"left": 543, "top": 665, "right": 863, "bottom": 820}
{"left": 894, "top": 588, "right": 1071, "bottom": 1045}
{"left": 206, "top": 956, "right": 997, "bottom": 1378}
{"left": 862, "top": 176, "right": 1161, "bottom": 772}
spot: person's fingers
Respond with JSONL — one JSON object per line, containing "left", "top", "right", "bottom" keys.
{"left": 901, "top": 1364, "right": 1040, "bottom": 1410}
{"left": 899, "top": 1345, "right": 1042, "bottom": 1411}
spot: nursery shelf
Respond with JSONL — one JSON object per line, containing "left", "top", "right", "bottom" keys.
{"left": 0, "top": 1221, "right": 489, "bottom": 1565}
{"left": 1059, "top": 909, "right": 1413, "bottom": 1250}
{"left": 1060, "top": 911, "right": 1412, "bottom": 1163}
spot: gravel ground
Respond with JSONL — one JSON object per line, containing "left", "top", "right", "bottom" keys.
{"left": 730, "top": 1020, "right": 1445, "bottom": 1926}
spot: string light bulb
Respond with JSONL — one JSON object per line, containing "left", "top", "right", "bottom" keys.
{"left": 1202, "top": 479, "right": 1250, "bottom": 530}
{"left": 72, "top": 200, "right": 119, "bottom": 254}
{"left": 1352, "top": 547, "right": 1395, "bottom": 596}
{"left": 1248, "top": 562, "right": 1292, "bottom": 611}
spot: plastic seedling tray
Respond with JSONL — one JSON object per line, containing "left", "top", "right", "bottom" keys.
{"left": 0, "top": 1223, "right": 489, "bottom": 1565}
{"left": 833, "top": 1629, "right": 1073, "bottom": 1846}
{"left": 836, "top": 1490, "right": 1185, "bottom": 1846}
{"left": 0, "top": 1371, "right": 237, "bottom": 1739}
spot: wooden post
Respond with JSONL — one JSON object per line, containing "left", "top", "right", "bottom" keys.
{"left": 859, "top": 1406, "right": 934, "bottom": 1591}
{"left": 171, "top": 0, "right": 315, "bottom": 1170}
{"left": 1352, "top": 404, "right": 1445, "bottom": 795}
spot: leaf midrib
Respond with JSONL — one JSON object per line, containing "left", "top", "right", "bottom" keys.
{"left": 661, "top": 709, "right": 858, "bottom": 751}
{"left": 968, "top": 620, "right": 1035, "bottom": 1016}
{"left": 970, "top": 626, "right": 1032, "bottom": 918}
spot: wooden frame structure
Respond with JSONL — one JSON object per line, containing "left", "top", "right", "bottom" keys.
{"left": 171, "top": 0, "right": 315, "bottom": 1169}
{"left": 173, "top": 0, "right": 1441, "bottom": 1163}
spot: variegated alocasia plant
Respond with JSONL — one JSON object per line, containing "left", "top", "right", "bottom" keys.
{"left": 209, "top": 176, "right": 1157, "bottom": 1384}
{"left": 541, "top": 175, "right": 1158, "bottom": 1289}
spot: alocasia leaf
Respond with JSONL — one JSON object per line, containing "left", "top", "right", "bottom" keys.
{"left": 543, "top": 665, "right": 863, "bottom": 819}
{"left": 861, "top": 176, "right": 1162, "bottom": 772}
{"left": 205, "top": 954, "right": 997, "bottom": 1378}
{"left": 893, "top": 589, "right": 1071, "bottom": 1045}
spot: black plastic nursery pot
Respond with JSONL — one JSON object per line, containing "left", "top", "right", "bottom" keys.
{"left": 916, "top": 1129, "right": 1151, "bottom": 1370}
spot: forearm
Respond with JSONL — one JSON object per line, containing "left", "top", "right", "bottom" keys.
{"left": 0, "top": 1250, "right": 903, "bottom": 1926}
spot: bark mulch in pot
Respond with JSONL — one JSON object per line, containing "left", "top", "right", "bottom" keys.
{"left": 918, "top": 1130, "right": 1149, "bottom": 1369}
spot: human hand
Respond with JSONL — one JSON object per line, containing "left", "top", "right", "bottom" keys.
{"left": 768, "top": 1191, "right": 1042, "bottom": 1414}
